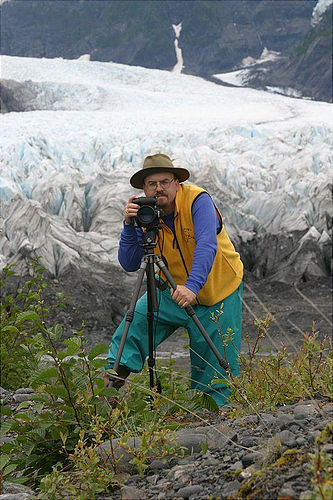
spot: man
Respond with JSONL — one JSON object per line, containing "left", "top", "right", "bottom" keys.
{"left": 105, "top": 153, "right": 243, "bottom": 406}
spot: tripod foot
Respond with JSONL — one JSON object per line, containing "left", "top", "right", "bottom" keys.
{"left": 103, "top": 367, "right": 130, "bottom": 408}
{"left": 104, "top": 366, "right": 130, "bottom": 389}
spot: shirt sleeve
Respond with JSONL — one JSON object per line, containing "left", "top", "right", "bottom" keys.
{"left": 118, "top": 223, "right": 144, "bottom": 271}
{"left": 185, "top": 193, "right": 219, "bottom": 295}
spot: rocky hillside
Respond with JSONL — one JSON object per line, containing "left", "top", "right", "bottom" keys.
{"left": 275, "top": 4, "right": 332, "bottom": 102}
{"left": 2, "top": 0, "right": 331, "bottom": 101}
{"left": 245, "top": 4, "right": 333, "bottom": 102}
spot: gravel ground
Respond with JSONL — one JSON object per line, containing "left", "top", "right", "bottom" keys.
{"left": 1, "top": 387, "right": 332, "bottom": 500}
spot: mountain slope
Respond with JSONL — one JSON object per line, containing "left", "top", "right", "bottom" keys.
{"left": 246, "top": 5, "right": 332, "bottom": 101}
{"left": 273, "top": 4, "right": 332, "bottom": 101}
{"left": 3, "top": 0, "right": 330, "bottom": 101}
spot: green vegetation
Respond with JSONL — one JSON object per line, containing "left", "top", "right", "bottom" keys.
{"left": 1, "top": 262, "right": 332, "bottom": 498}
{"left": 211, "top": 308, "right": 332, "bottom": 416}
{"left": 308, "top": 423, "right": 333, "bottom": 500}
{"left": 295, "top": 8, "right": 333, "bottom": 57}
{"left": 0, "top": 262, "right": 212, "bottom": 496}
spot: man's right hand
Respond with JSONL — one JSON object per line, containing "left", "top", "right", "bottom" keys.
{"left": 124, "top": 195, "right": 140, "bottom": 225}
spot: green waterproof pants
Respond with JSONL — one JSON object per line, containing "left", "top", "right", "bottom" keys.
{"left": 106, "top": 282, "right": 243, "bottom": 406}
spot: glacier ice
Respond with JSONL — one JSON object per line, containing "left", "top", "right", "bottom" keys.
{"left": 0, "top": 55, "right": 332, "bottom": 283}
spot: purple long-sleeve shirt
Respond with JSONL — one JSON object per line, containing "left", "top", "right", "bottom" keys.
{"left": 118, "top": 193, "right": 221, "bottom": 296}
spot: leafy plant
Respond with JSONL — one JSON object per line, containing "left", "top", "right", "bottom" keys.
{"left": 37, "top": 427, "right": 120, "bottom": 500}
{"left": 1, "top": 324, "right": 116, "bottom": 482}
{"left": 0, "top": 262, "right": 210, "bottom": 493}
{"left": 0, "top": 262, "right": 68, "bottom": 390}
{"left": 230, "top": 319, "right": 331, "bottom": 414}
{"left": 210, "top": 309, "right": 332, "bottom": 415}
{"left": 308, "top": 423, "right": 333, "bottom": 500}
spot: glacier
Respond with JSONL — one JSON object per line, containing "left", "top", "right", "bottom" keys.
{"left": 0, "top": 55, "right": 332, "bottom": 286}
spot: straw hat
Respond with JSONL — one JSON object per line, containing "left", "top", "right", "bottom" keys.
{"left": 130, "top": 154, "right": 190, "bottom": 189}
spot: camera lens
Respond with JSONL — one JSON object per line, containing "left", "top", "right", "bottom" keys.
{"left": 137, "top": 205, "right": 156, "bottom": 226}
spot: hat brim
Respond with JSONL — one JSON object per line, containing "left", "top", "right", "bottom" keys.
{"left": 130, "top": 166, "right": 190, "bottom": 189}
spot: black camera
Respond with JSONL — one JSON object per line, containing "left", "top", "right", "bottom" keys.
{"left": 132, "top": 196, "right": 162, "bottom": 228}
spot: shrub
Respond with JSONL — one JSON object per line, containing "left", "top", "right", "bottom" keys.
{"left": 0, "top": 263, "right": 212, "bottom": 491}
{"left": 211, "top": 312, "right": 332, "bottom": 415}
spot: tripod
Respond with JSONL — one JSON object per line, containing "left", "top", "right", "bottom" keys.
{"left": 113, "top": 225, "right": 229, "bottom": 397}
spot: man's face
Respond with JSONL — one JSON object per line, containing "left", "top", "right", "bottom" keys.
{"left": 143, "top": 171, "right": 179, "bottom": 214}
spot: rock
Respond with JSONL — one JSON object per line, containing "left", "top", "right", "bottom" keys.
{"left": 170, "top": 423, "right": 236, "bottom": 454}
{"left": 0, "top": 496, "right": 33, "bottom": 500}
{"left": 14, "top": 388, "right": 34, "bottom": 394}
{"left": 289, "top": 424, "right": 303, "bottom": 433}
{"left": 299, "top": 491, "right": 315, "bottom": 500}
{"left": 296, "top": 437, "right": 307, "bottom": 447}
{"left": 241, "top": 452, "right": 262, "bottom": 467}
{"left": 260, "top": 413, "right": 277, "bottom": 428}
{"left": 294, "top": 404, "right": 318, "bottom": 420}
{"left": 146, "top": 474, "right": 159, "bottom": 485}
{"left": 120, "top": 485, "right": 143, "bottom": 500}
{"left": 203, "top": 455, "right": 220, "bottom": 466}
{"left": 229, "top": 460, "right": 243, "bottom": 471}
{"left": 167, "top": 464, "right": 195, "bottom": 481}
{"left": 170, "top": 430, "right": 206, "bottom": 454}
{"left": 279, "top": 430, "right": 297, "bottom": 447}
{"left": 321, "top": 402, "right": 333, "bottom": 416}
{"left": 239, "top": 465, "right": 257, "bottom": 480}
{"left": 221, "top": 479, "right": 242, "bottom": 499}
{"left": 238, "top": 435, "right": 258, "bottom": 447}
{"left": 176, "top": 485, "right": 204, "bottom": 499}
{"left": 148, "top": 459, "right": 164, "bottom": 471}
{"left": 94, "top": 399, "right": 333, "bottom": 498}
{"left": 278, "top": 484, "right": 298, "bottom": 499}
{"left": 98, "top": 436, "right": 142, "bottom": 474}
{"left": 314, "top": 420, "right": 330, "bottom": 431}
{"left": 238, "top": 414, "right": 259, "bottom": 425}
{"left": 176, "top": 456, "right": 197, "bottom": 466}
{"left": 322, "top": 443, "right": 333, "bottom": 453}
{"left": 276, "top": 412, "right": 295, "bottom": 429}
{"left": 12, "top": 393, "right": 34, "bottom": 403}
{"left": 309, "top": 430, "right": 321, "bottom": 442}
{"left": 2, "top": 483, "right": 35, "bottom": 496}
{"left": 156, "top": 480, "right": 173, "bottom": 491}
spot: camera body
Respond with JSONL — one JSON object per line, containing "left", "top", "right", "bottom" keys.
{"left": 132, "top": 196, "right": 162, "bottom": 228}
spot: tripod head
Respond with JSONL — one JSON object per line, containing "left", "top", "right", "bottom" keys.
{"left": 141, "top": 226, "right": 160, "bottom": 255}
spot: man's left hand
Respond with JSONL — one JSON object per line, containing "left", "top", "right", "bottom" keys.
{"left": 171, "top": 285, "right": 196, "bottom": 308}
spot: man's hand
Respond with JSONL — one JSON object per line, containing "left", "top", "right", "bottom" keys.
{"left": 171, "top": 285, "right": 196, "bottom": 308}
{"left": 124, "top": 195, "right": 140, "bottom": 225}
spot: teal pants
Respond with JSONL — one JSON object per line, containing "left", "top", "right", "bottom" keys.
{"left": 107, "top": 282, "right": 243, "bottom": 406}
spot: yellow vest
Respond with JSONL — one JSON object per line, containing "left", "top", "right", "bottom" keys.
{"left": 155, "top": 184, "right": 243, "bottom": 306}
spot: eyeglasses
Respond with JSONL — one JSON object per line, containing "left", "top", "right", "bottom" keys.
{"left": 145, "top": 178, "right": 176, "bottom": 190}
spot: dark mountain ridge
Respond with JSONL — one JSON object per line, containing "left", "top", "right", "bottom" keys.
{"left": 243, "top": 5, "right": 333, "bottom": 102}
{"left": 1, "top": 0, "right": 332, "bottom": 101}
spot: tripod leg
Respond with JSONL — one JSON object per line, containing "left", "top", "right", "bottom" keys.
{"left": 155, "top": 257, "right": 229, "bottom": 371}
{"left": 146, "top": 256, "right": 161, "bottom": 396}
{"left": 113, "top": 260, "right": 147, "bottom": 372}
